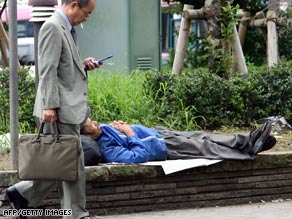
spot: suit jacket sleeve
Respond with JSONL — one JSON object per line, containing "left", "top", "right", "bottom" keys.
{"left": 37, "top": 22, "right": 62, "bottom": 109}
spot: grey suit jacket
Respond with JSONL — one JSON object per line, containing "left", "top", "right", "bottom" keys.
{"left": 34, "top": 12, "right": 88, "bottom": 124}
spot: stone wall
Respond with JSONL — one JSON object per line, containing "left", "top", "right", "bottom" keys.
{"left": 1, "top": 152, "right": 292, "bottom": 218}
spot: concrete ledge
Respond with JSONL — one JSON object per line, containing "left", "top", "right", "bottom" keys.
{"left": 1, "top": 152, "right": 292, "bottom": 217}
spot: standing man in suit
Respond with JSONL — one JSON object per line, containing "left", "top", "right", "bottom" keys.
{"left": 6, "top": 1, "right": 97, "bottom": 219}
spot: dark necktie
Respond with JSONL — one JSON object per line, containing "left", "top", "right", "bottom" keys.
{"left": 70, "top": 26, "right": 77, "bottom": 45}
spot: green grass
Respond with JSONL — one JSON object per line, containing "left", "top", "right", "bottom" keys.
{"left": 87, "top": 69, "right": 156, "bottom": 126}
{"left": 87, "top": 69, "right": 207, "bottom": 130}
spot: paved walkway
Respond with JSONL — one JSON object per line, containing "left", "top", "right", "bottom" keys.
{"left": 96, "top": 199, "right": 292, "bottom": 219}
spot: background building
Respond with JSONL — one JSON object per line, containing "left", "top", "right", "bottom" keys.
{"left": 76, "top": 0, "right": 161, "bottom": 72}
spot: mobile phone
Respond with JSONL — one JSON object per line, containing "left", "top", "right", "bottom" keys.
{"left": 85, "top": 55, "right": 113, "bottom": 70}
{"left": 96, "top": 55, "right": 113, "bottom": 65}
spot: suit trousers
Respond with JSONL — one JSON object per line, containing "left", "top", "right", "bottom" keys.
{"left": 155, "top": 127, "right": 256, "bottom": 160}
{"left": 14, "top": 122, "right": 88, "bottom": 219}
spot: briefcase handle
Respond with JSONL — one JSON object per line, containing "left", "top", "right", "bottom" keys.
{"left": 36, "top": 122, "right": 61, "bottom": 143}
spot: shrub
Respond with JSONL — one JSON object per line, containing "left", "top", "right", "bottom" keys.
{"left": 252, "top": 64, "right": 292, "bottom": 122}
{"left": 2, "top": 64, "right": 291, "bottom": 134}
{"left": 278, "top": 9, "right": 292, "bottom": 61}
{"left": 144, "top": 64, "right": 292, "bottom": 129}
{"left": 0, "top": 67, "right": 36, "bottom": 134}
{"left": 88, "top": 69, "right": 203, "bottom": 130}
{"left": 145, "top": 69, "right": 239, "bottom": 129}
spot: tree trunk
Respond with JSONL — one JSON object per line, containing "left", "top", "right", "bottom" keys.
{"left": 232, "top": 26, "right": 248, "bottom": 74}
{"left": 204, "top": 0, "right": 223, "bottom": 75}
{"left": 238, "top": 11, "right": 250, "bottom": 47}
{"left": 172, "top": 4, "right": 193, "bottom": 75}
{"left": 267, "top": 11, "right": 279, "bottom": 67}
{"left": 0, "top": 21, "right": 9, "bottom": 67}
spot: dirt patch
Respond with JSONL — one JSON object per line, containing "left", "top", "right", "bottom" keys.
{"left": 0, "top": 152, "right": 12, "bottom": 170}
{"left": 270, "top": 131, "right": 292, "bottom": 152}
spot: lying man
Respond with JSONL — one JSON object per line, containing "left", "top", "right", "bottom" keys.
{"left": 80, "top": 119, "right": 277, "bottom": 163}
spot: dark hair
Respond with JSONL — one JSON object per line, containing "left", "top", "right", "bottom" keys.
{"left": 80, "top": 125, "right": 87, "bottom": 135}
{"left": 62, "top": 0, "right": 91, "bottom": 8}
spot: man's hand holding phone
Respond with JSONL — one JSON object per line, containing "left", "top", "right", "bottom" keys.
{"left": 84, "top": 55, "right": 113, "bottom": 71}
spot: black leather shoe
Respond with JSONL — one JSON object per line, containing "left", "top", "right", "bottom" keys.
{"left": 261, "top": 135, "right": 277, "bottom": 152}
{"left": 5, "top": 187, "right": 28, "bottom": 219}
{"left": 250, "top": 121, "right": 272, "bottom": 154}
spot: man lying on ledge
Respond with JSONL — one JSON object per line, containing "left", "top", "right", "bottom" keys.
{"left": 80, "top": 118, "right": 277, "bottom": 163}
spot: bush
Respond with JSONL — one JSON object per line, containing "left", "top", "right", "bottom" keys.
{"left": 251, "top": 64, "right": 292, "bottom": 122}
{"left": 0, "top": 67, "right": 36, "bottom": 134}
{"left": 278, "top": 9, "right": 292, "bottom": 61}
{"left": 144, "top": 69, "right": 239, "bottom": 129}
{"left": 144, "top": 64, "right": 292, "bottom": 129}
{"left": 2, "top": 64, "right": 291, "bottom": 134}
{"left": 88, "top": 69, "right": 203, "bottom": 130}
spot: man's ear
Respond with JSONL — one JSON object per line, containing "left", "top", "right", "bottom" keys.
{"left": 70, "top": 1, "right": 80, "bottom": 10}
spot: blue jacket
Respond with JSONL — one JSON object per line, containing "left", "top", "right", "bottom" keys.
{"left": 96, "top": 124, "right": 168, "bottom": 163}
